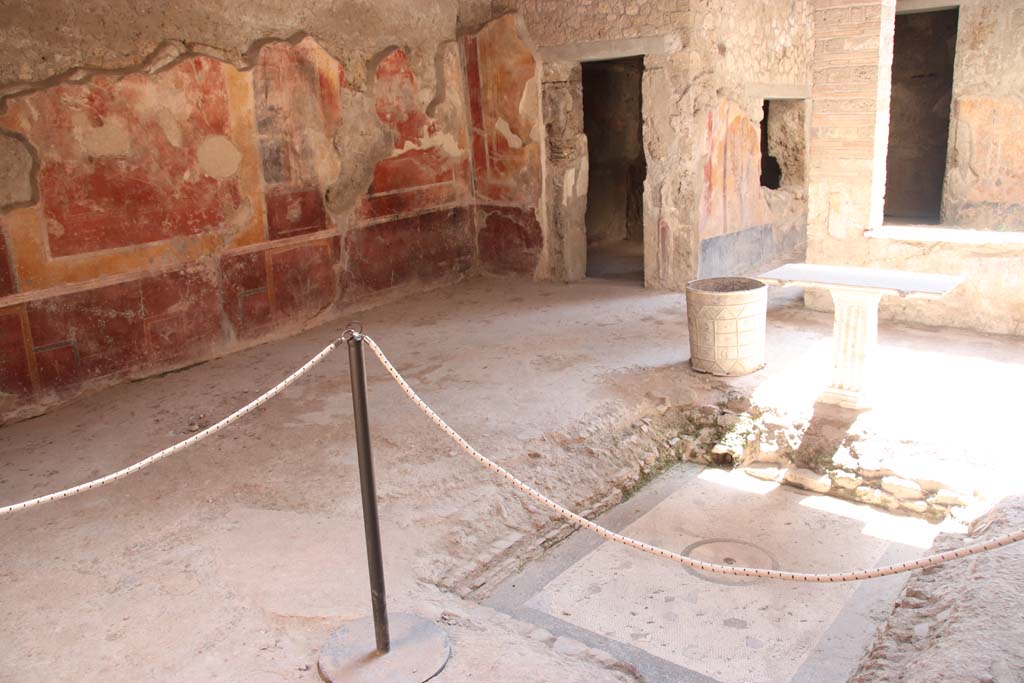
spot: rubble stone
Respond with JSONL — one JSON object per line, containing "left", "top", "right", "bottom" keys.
{"left": 900, "top": 500, "right": 929, "bottom": 514}
{"left": 882, "top": 476, "right": 925, "bottom": 500}
{"left": 931, "top": 489, "right": 967, "bottom": 507}
{"left": 832, "top": 470, "right": 863, "bottom": 490}
{"left": 743, "top": 463, "right": 788, "bottom": 483}
{"left": 785, "top": 468, "right": 831, "bottom": 493}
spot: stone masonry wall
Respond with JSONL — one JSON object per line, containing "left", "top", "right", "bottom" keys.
{"left": 942, "top": 0, "right": 1024, "bottom": 230}
{"left": 676, "top": 0, "right": 814, "bottom": 280}
{"left": 490, "top": 0, "right": 814, "bottom": 286}
{"left": 494, "top": 0, "right": 696, "bottom": 289}
{"left": 538, "top": 62, "right": 588, "bottom": 282}
{"left": 806, "top": 0, "right": 894, "bottom": 259}
{"left": 805, "top": 0, "right": 1024, "bottom": 336}
{"left": 491, "top": 0, "right": 691, "bottom": 47}
{"left": 688, "top": 0, "right": 814, "bottom": 93}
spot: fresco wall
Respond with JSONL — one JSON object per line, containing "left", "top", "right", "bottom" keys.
{"left": 0, "top": 14, "right": 540, "bottom": 420}
{"left": 463, "top": 14, "right": 544, "bottom": 275}
{"left": 696, "top": 97, "right": 808, "bottom": 278}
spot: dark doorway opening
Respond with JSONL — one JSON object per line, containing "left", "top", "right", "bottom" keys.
{"left": 582, "top": 56, "right": 646, "bottom": 281}
{"left": 884, "top": 8, "right": 958, "bottom": 223}
{"left": 760, "top": 100, "right": 782, "bottom": 190}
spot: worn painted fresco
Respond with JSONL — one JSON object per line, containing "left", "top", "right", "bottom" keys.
{"left": 253, "top": 39, "right": 343, "bottom": 240}
{"left": 1, "top": 57, "right": 243, "bottom": 258}
{"left": 0, "top": 13, "right": 558, "bottom": 417}
{"left": 0, "top": 228, "right": 15, "bottom": 297}
{"left": 465, "top": 16, "right": 541, "bottom": 205}
{"left": 346, "top": 207, "right": 473, "bottom": 291}
{"left": 476, "top": 205, "right": 543, "bottom": 274}
{"left": 0, "top": 53, "right": 255, "bottom": 408}
{"left": 463, "top": 15, "right": 544, "bottom": 274}
{"left": 0, "top": 33, "right": 485, "bottom": 416}
{"left": 0, "top": 55, "right": 259, "bottom": 294}
{"left": 345, "top": 45, "right": 475, "bottom": 292}
{"left": 358, "top": 47, "right": 471, "bottom": 221}
{"left": 699, "top": 99, "right": 773, "bottom": 240}
{"left": 944, "top": 96, "right": 1024, "bottom": 230}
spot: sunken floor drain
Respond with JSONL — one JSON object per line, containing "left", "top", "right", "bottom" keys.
{"left": 681, "top": 538, "right": 778, "bottom": 586}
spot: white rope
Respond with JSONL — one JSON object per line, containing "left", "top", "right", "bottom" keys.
{"left": 361, "top": 335, "right": 1024, "bottom": 583}
{"left": 4, "top": 330, "right": 1021, "bottom": 582}
{"left": 0, "top": 340, "right": 341, "bottom": 517}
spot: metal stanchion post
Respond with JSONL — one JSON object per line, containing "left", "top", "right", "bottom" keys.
{"left": 348, "top": 330, "right": 391, "bottom": 654}
{"left": 317, "top": 324, "right": 451, "bottom": 683}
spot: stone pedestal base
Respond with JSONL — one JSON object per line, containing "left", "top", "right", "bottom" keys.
{"left": 819, "top": 289, "right": 881, "bottom": 410}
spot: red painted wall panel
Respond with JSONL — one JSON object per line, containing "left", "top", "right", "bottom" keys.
{"left": 253, "top": 41, "right": 341, "bottom": 241}
{"left": 375, "top": 50, "right": 431, "bottom": 149}
{"left": 346, "top": 207, "right": 473, "bottom": 291}
{"left": 27, "top": 280, "right": 144, "bottom": 390}
{"left": 0, "top": 227, "right": 15, "bottom": 297}
{"left": 0, "top": 310, "right": 32, "bottom": 397}
{"left": 139, "top": 268, "right": 224, "bottom": 365}
{"left": 265, "top": 189, "right": 328, "bottom": 239}
{"left": 221, "top": 251, "right": 272, "bottom": 340}
{"left": 23, "top": 267, "right": 223, "bottom": 393}
{"left": 477, "top": 205, "right": 543, "bottom": 274}
{"left": 269, "top": 238, "right": 339, "bottom": 318}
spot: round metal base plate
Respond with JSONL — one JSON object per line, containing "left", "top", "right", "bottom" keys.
{"left": 318, "top": 613, "right": 451, "bottom": 683}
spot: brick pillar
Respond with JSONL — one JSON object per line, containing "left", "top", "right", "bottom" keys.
{"left": 806, "top": 0, "right": 896, "bottom": 278}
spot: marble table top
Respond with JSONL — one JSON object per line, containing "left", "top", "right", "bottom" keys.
{"left": 757, "top": 263, "right": 964, "bottom": 299}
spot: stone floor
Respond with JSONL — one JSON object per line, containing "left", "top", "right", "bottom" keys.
{"left": 1, "top": 274, "right": 1021, "bottom": 681}
{"left": 487, "top": 465, "right": 936, "bottom": 682}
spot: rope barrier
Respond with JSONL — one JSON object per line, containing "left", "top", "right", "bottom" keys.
{"left": 0, "top": 340, "right": 341, "bottom": 517}
{"left": 2, "top": 330, "right": 1021, "bottom": 583}
{"left": 360, "top": 335, "right": 1024, "bottom": 583}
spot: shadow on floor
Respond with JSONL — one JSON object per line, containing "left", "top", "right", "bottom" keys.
{"left": 792, "top": 402, "right": 862, "bottom": 470}
{"left": 588, "top": 240, "right": 644, "bottom": 282}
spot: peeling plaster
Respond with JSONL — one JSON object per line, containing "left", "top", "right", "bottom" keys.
{"left": 157, "top": 109, "right": 183, "bottom": 147}
{"left": 562, "top": 167, "right": 575, "bottom": 206}
{"left": 197, "top": 135, "right": 242, "bottom": 179}
{"left": 0, "top": 0, "right": 458, "bottom": 95}
{"left": 74, "top": 115, "right": 133, "bottom": 157}
{"left": 425, "top": 40, "right": 457, "bottom": 118}
{"left": 396, "top": 131, "right": 465, "bottom": 158}
{"left": 519, "top": 75, "right": 540, "bottom": 141}
{"left": 493, "top": 117, "right": 524, "bottom": 149}
{"left": 0, "top": 129, "right": 38, "bottom": 210}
